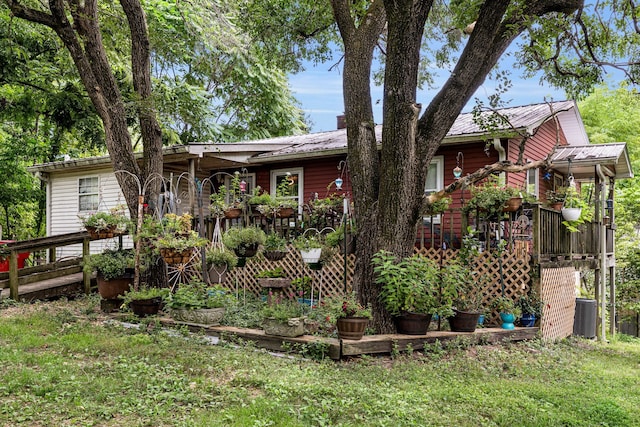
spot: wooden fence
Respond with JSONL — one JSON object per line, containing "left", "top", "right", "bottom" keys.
{"left": 216, "top": 245, "right": 532, "bottom": 325}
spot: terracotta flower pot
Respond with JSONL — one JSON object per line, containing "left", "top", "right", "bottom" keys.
{"left": 96, "top": 273, "right": 132, "bottom": 300}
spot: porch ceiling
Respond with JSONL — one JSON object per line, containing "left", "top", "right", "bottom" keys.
{"left": 550, "top": 143, "right": 633, "bottom": 180}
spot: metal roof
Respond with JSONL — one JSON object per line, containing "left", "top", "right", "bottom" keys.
{"left": 254, "top": 100, "right": 582, "bottom": 161}
{"left": 550, "top": 143, "right": 633, "bottom": 180}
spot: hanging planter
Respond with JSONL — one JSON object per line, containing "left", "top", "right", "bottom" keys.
{"left": 561, "top": 207, "right": 582, "bottom": 222}
{"left": 502, "top": 197, "right": 523, "bottom": 212}
{"left": 299, "top": 248, "right": 322, "bottom": 263}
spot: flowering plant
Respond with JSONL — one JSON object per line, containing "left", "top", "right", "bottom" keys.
{"left": 321, "top": 292, "right": 371, "bottom": 323}
{"left": 79, "top": 205, "right": 129, "bottom": 232}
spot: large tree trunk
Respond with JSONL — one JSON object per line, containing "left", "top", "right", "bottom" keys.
{"left": 331, "top": 0, "right": 389, "bottom": 331}
{"left": 5, "top": 0, "right": 162, "bottom": 218}
{"left": 331, "top": 0, "right": 583, "bottom": 333}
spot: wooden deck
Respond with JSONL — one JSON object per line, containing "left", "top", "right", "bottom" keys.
{"left": 156, "top": 317, "right": 539, "bottom": 360}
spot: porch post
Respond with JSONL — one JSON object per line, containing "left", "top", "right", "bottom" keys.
{"left": 9, "top": 250, "right": 18, "bottom": 300}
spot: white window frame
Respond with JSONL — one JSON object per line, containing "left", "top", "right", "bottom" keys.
{"left": 526, "top": 163, "right": 539, "bottom": 199}
{"left": 223, "top": 173, "right": 256, "bottom": 203}
{"left": 424, "top": 156, "right": 444, "bottom": 224}
{"left": 270, "top": 167, "right": 304, "bottom": 212}
{"left": 78, "top": 176, "right": 99, "bottom": 212}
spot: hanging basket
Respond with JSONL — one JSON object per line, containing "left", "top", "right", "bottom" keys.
{"left": 276, "top": 207, "right": 295, "bottom": 218}
{"left": 299, "top": 248, "right": 322, "bottom": 264}
{"left": 86, "top": 225, "right": 122, "bottom": 239}
{"left": 224, "top": 207, "right": 243, "bottom": 219}
{"left": 263, "top": 250, "right": 288, "bottom": 262}
{"left": 561, "top": 207, "right": 582, "bottom": 222}
{"left": 160, "top": 247, "right": 195, "bottom": 265}
{"left": 502, "top": 197, "right": 523, "bottom": 212}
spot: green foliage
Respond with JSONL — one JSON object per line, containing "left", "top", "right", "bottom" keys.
{"left": 293, "top": 233, "right": 323, "bottom": 250}
{"left": 518, "top": 293, "right": 544, "bottom": 317}
{"left": 205, "top": 247, "right": 238, "bottom": 269}
{"left": 443, "top": 261, "right": 485, "bottom": 314}
{"left": 79, "top": 206, "right": 130, "bottom": 232}
{"left": 259, "top": 297, "right": 305, "bottom": 322}
{"left": 121, "top": 286, "right": 169, "bottom": 304}
{"left": 83, "top": 249, "right": 134, "bottom": 280}
{"left": 166, "top": 282, "right": 236, "bottom": 310}
{"left": 155, "top": 230, "right": 208, "bottom": 251}
{"left": 222, "top": 226, "right": 267, "bottom": 252}
{"left": 373, "top": 250, "right": 444, "bottom": 316}
{"left": 263, "top": 232, "right": 288, "bottom": 251}
{"left": 255, "top": 267, "right": 286, "bottom": 278}
{"left": 561, "top": 185, "right": 593, "bottom": 233}
{"left": 464, "top": 176, "right": 522, "bottom": 219}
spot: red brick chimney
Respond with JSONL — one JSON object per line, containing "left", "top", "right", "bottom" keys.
{"left": 337, "top": 114, "right": 346, "bottom": 130}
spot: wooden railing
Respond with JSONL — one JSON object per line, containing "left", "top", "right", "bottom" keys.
{"left": 532, "top": 205, "right": 611, "bottom": 262}
{"left": 0, "top": 232, "right": 124, "bottom": 300}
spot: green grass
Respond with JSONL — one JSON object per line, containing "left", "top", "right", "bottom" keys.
{"left": 1, "top": 296, "right": 639, "bottom": 426}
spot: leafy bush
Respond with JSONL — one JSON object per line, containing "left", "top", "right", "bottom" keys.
{"left": 84, "top": 249, "right": 134, "bottom": 280}
{"left": 166, "top": 282, "right": 236, "bottom": 310}
{"left": 373, "top": 250, "right": 443, "bottom": 315}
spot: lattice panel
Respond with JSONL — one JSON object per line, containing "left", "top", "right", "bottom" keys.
{"left": 540, "top": 266, "right": 577, "bottom": 340}
{"left": 222, "top": 246, "right": 355, "bottom": 299}
{"left": 218, "top": 245, "right": 531, "bottom": 323}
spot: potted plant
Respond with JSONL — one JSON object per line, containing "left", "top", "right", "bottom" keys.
{"left": 84, "top": 248, "right": 135, "bottom": 300}
{"left": 560, "top": 185, "right": 592, "bottom": 231}
{"left": 442, "top": 261, "right": 486, "bottom": 332}
{"left": 492, "top": 296, "right": 522, "bottom": 330}
{"left": 166, "top": 282, "right": 236, "bottom": 325}
{"left": 223, "top": 226, "right": 267, "bottom": 258}
{"left": 205, "top": 247, "right": 238, "bottom": 284}
{"left": 156, "top": 230, "right": 208, "bottom": 265}
{"left": 293, "top": 233, "right": 323, "bottom": 264}
{"left": 323, "top": 292, "right": 371, "bottom": 340}
{"left": 259, "top": 294, "right": 306, "bottom": 337}
{"left": 325, "top": 222, "right": 356, "bottom": 255}
{"left": 373, "top": 250, "right": 441, "bottom": 335}
{"left": 122, "top": 286, "right": 168, "bottom": 317}
{"left": 210, "top": 172, "right": 244, "bottom": 219}
{"left": 518, "top": 293, "right": 543, "bottom": 327}
{"left": 545, "top": 188, "right": 567, "bottom": 210}
{"left": 255, "top": 176, "right": 298, "bottom": 219}
{"left": 79, "top": 205, "right": 129, "bottom": 239}
{"left": 262, "top": 232, "right": 289, "bottom": 261}
{"left": 465, "top": 177, "right": 523, "bottom": 218}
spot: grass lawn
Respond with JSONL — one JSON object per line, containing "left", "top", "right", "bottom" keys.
{"left": 1, "top": 296, "right": 639, "bottom": 426}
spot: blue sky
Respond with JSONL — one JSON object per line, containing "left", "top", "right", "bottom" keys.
{"left": 289, "top": 58, "right": 568, "bottom": 133}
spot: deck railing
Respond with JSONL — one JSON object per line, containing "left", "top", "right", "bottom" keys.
{"left": 0, "top": 232, "right": 125, "bottom": 300}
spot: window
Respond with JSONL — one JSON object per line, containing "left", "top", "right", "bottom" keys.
{"left": 223, "top": 173, "right": 256, "bottom": 203}
{"left": 270, "top": 168, "right": 303, "bottom": 210}
{"left": 78, "top": 177, "right": 99, "bottom": 212}
{"left": 526, "top": 166, "right": 539, "bottom": 198}
{"left": 424, "top": 156, "right": 444, "bottom": 194}
{"left": 424, "top": 156, "right": 444, "bottom": 224}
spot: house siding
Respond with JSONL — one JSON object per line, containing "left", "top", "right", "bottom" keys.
{"left": 506, "top": 119, "right": 569, "bottom": 199}
{"left": 49, "top": 168, "right": 132, "bottom": 257}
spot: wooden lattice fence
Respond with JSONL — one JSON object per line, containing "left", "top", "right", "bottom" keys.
{"left": 202, "top": 246, "right": 532, "bottom": 323}
{"left": 539, "top": 265, "right": 577, "bottom": 340}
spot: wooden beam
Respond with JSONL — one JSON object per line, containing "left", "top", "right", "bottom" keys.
{"left": 9, "top": 251, "right": 18, "bottom": 300}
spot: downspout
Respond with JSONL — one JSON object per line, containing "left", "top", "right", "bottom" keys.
{"left": 596, "top": 164, "right": 607, "bottom": 342}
